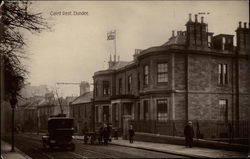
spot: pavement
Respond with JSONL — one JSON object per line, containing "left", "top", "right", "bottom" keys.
{"left": 74, "top": 136, "right": 249, "bottom": 158}
{"left": 1, "top": 140, "right": 31, "bottom": 159}
{"left": 1, "top": 134, "right": 249, "bottom": 158}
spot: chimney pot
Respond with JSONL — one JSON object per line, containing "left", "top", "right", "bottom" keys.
{"left": 172, "top": 30, "right": 175, "bottom": 37}
{"left": 201, "top": 17, "right": 204, "bottom": 23}
{"left": 244, "top": 22, "right": 247, "bottom": 28}
{"left": 189, "top": 13, "right": 192, "bottom": 21}
{"left": 195, "top": 14, "right": 198, "bottom": 22}
{"left": 239, "top": 21, "right": 242, "bottom": 28}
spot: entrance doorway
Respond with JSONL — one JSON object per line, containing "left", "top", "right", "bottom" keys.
{"left": 103, "top": 106, "right": 110, "bottom": 123}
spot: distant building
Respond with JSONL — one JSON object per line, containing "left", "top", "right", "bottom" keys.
{"left": 93, "top": 14, "right": 249, "bottom": 139}
{"left": 16, "top": 91, "right": 77, "bottom": 132}
{"left": 20, "top": 83, "right": 50, "bottom": 98}
{"left": 69, "top": 81, "right": 93, "bottom": 134}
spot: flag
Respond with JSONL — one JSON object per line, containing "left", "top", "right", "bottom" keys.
{"left": 107, "top": 30, "right": 116, "bottom": 40}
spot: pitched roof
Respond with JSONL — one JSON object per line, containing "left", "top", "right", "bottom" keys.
{"left": 109, "top": 61, "right": 131, "bottom": 70}
{"left": 71, "top": 91, "right": 93, "bottom": 105}
{"left": 162, "top": 33, "right": 186, "bottom": 46}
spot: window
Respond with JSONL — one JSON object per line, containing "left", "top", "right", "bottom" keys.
{"left": 115, "top": 104, "right": 119, "bottom": 121}
{"left": 143, "top": 65, "right": 149, "bottom": 85}
{"left": 223, "top": 64, "right": 228, "bottom": 84}
{"left": 219, "top": 99, "right": 228, "bottom": 123}
{"left": 95, "top": 106, "right": 98, "bottom": 122}
{"left": 118, "top": 78, "right": 122, "bottom": 95}
{"left": 157, "top": 63, "right": 168, "bottom": 83}
{"left": 103, "top": 106, "right": 109, "bottom": 122}
{"left": 137, "top": 102, "right": 140, "bottom": 120}
{"left": 218, "top": 64, "right": 228, "bottom": 85}
{"left": 84, "top": 105, "right": 87, "bottom": 117}
{"left": 95, "top": 81, "right": 98, "bottom": 97}
{"left": 103, "top": 81, "right": 110, "bottom": 95}
{"left": 208, "top": 35, "right": 212, "bottom": 48}
{"left": 78, "top": 106, "right": 81, "bottom": 118}
{"left": 157, "top": 99, "right": 168, "bottom": 122}
{"left": 128, "top": 75, "right": 132, "bottom": 93}
{"left": 137, "top": 73, "right": 140, "bottom": 91}
{"left": 143, "top": 100, "right": 149, "bottom": 121}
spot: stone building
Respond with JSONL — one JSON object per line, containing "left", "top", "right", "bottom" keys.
{"left": 93, "top": 14, "right": 249, "bottom": 139}
{"left": 69, "top": 81, "right": 93, "bottom": 134}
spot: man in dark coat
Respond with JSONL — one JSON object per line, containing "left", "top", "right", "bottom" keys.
{"left": 184, "top": 121, "right": 194, "bottom": 148}
{"left": 98, "top": 125, "right": 104, "bottom": 144}
{"left": 103, "top": 124, "right": 109, "bottom": 145}
{"left": 129, "top": 125, "right": 135, "bottom": 143}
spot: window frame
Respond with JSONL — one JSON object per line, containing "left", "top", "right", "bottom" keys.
{"left": 118, "top": 78, "right": 122, "bottom": 95}
{"left": 218, "top": 63, "right": 228, "bottom": 85}
{"left": 127, "top": 75, "right": 132, "bottom": 93}
{"left": 103, "top": 81, "right": 110, "bottom": 96}
{"left": 219, "top": 99, "right": 228, "bottom": 123}
{"left": 156, "top": 99, "right": 168, "bottom": 122}
{"left": 143, "top": 100, "right": 149, "bottom": 121}
{"left": 95, "top": 106, "right": 99, "bottom": 122}
{"left": 157, "top": 62, "right": 168, "bottom": 83}
{"left": 143, "top": 65, "right": 149, "bottom": 86}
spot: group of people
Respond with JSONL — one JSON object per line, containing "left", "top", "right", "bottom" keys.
{"left": 98, "top": 123, "right": 112, "bottom": 145}
{"left": 98, "top": 123, "right": 135, "bottom": 144}
{"left": 84, "top": 121, "right": 195, "bottom": 147}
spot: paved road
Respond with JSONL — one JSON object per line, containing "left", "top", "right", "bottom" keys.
{"left": 3, "top": 134, "right": 188, "bottom": 158}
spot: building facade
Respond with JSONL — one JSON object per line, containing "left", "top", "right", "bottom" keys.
{"left": 93, "top": 14, "right": 249, "bottom": 139}
{"left": 69, "top": 81, "right": 93, "bottom": 134}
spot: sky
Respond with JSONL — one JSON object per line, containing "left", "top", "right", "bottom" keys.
{"left": 22, "top": 1, "right": 249, "bottom": 97}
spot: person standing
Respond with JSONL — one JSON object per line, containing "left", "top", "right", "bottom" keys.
{"left": 103, "top": 124, "right": 109, "bottom": 145}
{"left": 184, "top": 121, "right": 194, "bottom": 148}
{"left": 129, "top": 125, "right": 135, "bottom": 143}
{"left": 98, "top": 124, "right": 104, "bottom": 144}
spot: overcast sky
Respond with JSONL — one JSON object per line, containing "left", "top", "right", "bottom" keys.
{"left": 22, "top": 1, "right": 249, "bottom": 97}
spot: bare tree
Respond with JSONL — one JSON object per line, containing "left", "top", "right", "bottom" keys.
{"left": 0, "top": 0, "right": 50, "bottom": 100}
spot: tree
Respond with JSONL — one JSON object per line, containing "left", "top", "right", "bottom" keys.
{"left": 0, "top": 0, "right": 50, "bottom": 100}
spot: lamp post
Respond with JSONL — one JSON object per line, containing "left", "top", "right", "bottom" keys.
{"left": 10, "top": 94, "right": 17, "bottom": 152}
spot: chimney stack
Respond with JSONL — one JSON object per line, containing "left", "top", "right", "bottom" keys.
{"left": 239, "top": 21, "right": 242, "bottom": 28}
{"left": 195, "top": 14, "right": 198, "bottom": 22}
{"left": 172, "top": 30, "right": 175, "bottom": 37}
{"left": 80, "top": 81, "right": 90, "bottom": 96}
{"left": 201, "top": 17, "right": 204, "bottom": 23}
{"left": 189, "top": 13, "right": 192, "bottom": 22}
{"left": 244, "top": 22, "right": 247, "bottom": 29}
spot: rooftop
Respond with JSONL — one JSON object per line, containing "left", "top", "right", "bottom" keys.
{"left": 71, "top": 91, "right": 93, "bottom": 105}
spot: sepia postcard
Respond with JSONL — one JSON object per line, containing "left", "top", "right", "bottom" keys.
{"left": 1, "top": 0, "right": 249, "bottom": 158}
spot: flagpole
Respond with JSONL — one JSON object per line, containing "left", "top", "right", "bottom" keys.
{"left": 114, "top": 30, "right": 116, "bottom": 62}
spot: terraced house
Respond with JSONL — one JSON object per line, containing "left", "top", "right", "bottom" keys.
{"left": 93, "top": 14, "right": 249, "bottom": 140}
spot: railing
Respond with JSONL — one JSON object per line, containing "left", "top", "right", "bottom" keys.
{"left": 130, "top": 120, "right": 249, "bottom": 144}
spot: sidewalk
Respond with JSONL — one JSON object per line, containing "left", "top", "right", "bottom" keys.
{"left": 1, "top": 141, "right": 31, "bottom": 159}
{"left": 74, "top": 136, "right": 249, "bottom": 158}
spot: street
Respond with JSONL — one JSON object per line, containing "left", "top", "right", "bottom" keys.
{"left": 3, "top": 134, "right": 188, "bottom": 159}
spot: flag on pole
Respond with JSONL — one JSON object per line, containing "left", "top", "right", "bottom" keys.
{"left": 107, "top": 30, "right": 116, "bottom": 40}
